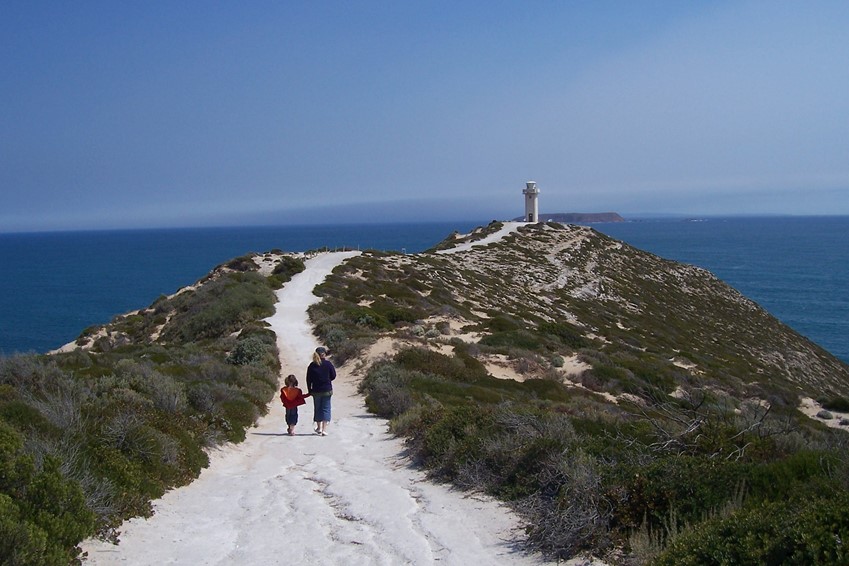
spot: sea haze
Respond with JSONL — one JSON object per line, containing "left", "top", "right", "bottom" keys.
{"left": 0, "top": 217, "right": 847, "bottom": 365}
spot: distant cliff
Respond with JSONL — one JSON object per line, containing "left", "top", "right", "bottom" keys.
{"left": 512, "top": 212, "right": 625, "bottom": 223}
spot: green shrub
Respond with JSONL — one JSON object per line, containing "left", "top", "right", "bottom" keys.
{"left": 480, "top": 330, "right": 543, "bottom": 351}
{"left": 0, "top": 400, "right": 56, "bottom": 435}
{"left": 221, "top": 399, "right": 260, "bottom": 442}
{"left": 422, "top": 405, "right": 490, "bottom": 464}
{"left": 165, "top": 273, "right": 275, "bottom": 342}
{"left": 272, "top": 256, "right": 306, "bottom": 281}
{"left": 0, "top": 422, "right": 95, "bottom": 565}
{"left": 0, "top": 493, "right": 53, "bottom": 566}
{"left": 224, "top": 254, "right": 258, "bottom": 272}
{"left": 394, "top": 347, "right": 489, "bottom": 382}
{"left": 487, "top": 315, "right": 522, "bottom": 332}
{"left": 345, "top": 307, "right": 392, "bottom": 330}
{"left": 653, "top": 493, "right": 849, "bottom": 565}
{"left": 380, "top": 306, "right": 423, "bottom": 325}
{"left": 359, "top": 363, "right": 414, "bottom": 418}
{"left": 744, "top": 450, "right": 840, "bottom": 501}
{"left": 226, "top": 336, "right": 269, "bottom": 366}
{"left": 821, "top": 396, "right": 849, "bottom": 413}
{"left": 617, "top": 456, "right": 748, "bottom": 531}
{"left": 538, "top": 321, "right": 590, "bottom": 350}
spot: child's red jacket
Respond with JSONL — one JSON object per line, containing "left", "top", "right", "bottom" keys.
{"left": 280, "top": 386, "right": 310, "bottom": 409}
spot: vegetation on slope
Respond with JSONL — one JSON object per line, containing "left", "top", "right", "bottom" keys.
{"left": 5, "top": 221, "right": 849, "bottom": 564}
{"left": 0, "top": 252, "right": 304, "bottom": 564}
{"left": 312, "top": 222, "right": 849, "bottom": 564}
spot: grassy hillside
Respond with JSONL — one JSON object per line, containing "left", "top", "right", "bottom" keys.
{"left": 311, "top": 222, "right": 849, "bottom": 564}
{"left": 0, "top": 251, "right": 303, "bottom": 564}
{"left": 4, "top": 223, "right": 849, "bottom": 564}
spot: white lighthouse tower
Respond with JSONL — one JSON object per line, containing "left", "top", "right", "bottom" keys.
{"left": 523, "top": 181, "right": 540, "bottom": 222}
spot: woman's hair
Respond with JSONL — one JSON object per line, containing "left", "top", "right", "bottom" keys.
{"left": 312, "top": 351, "right": 321, "bottom": 365}
{"left": 284, "top": 374, "right": 298, "bottom": 387}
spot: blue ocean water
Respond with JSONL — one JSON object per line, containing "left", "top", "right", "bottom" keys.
{"left": 0, "top": 222, "right": 481, "bottom": 356}
{"left": 1, "top": 217, "right": 847, "bottom": 365}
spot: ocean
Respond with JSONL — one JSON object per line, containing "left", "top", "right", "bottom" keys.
{"left": 0, "top": 222, "right": 481, "bottom": 356}
{"left": 1, "top": 217, "right": 847, "bottom": 365}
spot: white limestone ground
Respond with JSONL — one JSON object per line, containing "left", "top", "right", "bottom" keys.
{"left": 798, "top": 396, "right": 849, "bottom": 431}
{"left": 81, "top": 251, "right": 571, "bottom": 566}
{"left": 436, "top": 222, "right": 522, "bottom": 254}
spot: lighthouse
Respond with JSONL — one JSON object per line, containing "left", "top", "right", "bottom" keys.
{"left": 523, "top": 181, "right": 540, "bottom": 222}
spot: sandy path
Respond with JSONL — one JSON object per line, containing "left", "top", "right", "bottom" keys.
{"left": 436, "top": 222, "right": 522, "bottom": 254}
{"left": 82, "top": 251, "right": 550, "bottom": 566}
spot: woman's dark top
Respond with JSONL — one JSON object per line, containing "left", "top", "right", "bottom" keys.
{"left": 306, "top": 359, "right": 336, "bottom": 394}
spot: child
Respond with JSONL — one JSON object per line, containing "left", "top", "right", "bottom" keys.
{"left": 280, "top": 374, "right": 310, "bottom": 436}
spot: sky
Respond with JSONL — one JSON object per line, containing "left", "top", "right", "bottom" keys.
{"left": 2, "top": 1, "right": 849, "bottom": 232}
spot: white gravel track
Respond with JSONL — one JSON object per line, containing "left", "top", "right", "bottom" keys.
{"left": 82, "top": 251, "right": 553, "bottom": 566}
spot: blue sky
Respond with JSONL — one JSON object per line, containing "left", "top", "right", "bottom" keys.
{"left": 2, "top": 1, "right": 848, "bottom": 232}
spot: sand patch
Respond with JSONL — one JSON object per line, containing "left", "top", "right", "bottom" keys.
{"left": 436, "top": 222, "right": 522, "bottom": 255}
{"left": 561, "top": 354, "right": 591, "bottom": 377}
{"left": 799, "top": 396, "right": 849, "bottom": 430}
{"left": 671, "top": 357, "right": 697, "bottom": 370}
{"left": 482, "top": 354, "right": 526, "bottom": 382}
{"left": 351, "top": 336, "right": 417, "bottom": 377}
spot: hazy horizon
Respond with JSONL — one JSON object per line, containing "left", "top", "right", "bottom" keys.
{"left": 3, "top": 2, "right": 848, "bottom": 233}
{"left": 4, "top": 209, "right": 848, "bottom": 236}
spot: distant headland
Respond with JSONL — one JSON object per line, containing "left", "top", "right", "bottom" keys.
{"left": 511, "top": 212, "right": 625, "bottom": 223}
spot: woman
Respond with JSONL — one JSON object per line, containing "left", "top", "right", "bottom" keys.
{"left": 306, "top": 346, "right": 336, "bottom": 436}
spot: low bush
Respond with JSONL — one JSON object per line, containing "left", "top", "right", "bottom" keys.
{"left": 226, "top": 336, "right": 270, "bottom": 367}
{"left": 654, "top": 493, "right": 849, "bottom": 565}
{"left": 0, "top": 422, "right": 96, "bottom": 564}
{"left": 480, "top": 330, "right": 543, "bottom": 351}
{"left": 345, "top": 306, "right": 392, "bottom": 330}
{"left": 327, "top": 337, "right": 369, "bottom": 367}
{"left": 394, "top": 347, "right": 489, "bottom": 382}
{"left": 378, "top": 305, "right": 424, "bottom": 325}
{"left": 358, "top": 362, "right": 414, "bottom": 418}
{"left": 164, "top": 272, "right": 276, "bottom": 343}
{"left": 615, "top": 456, "right": 749, "bottom": 531}
{"left": 821, "top": 395, "right": 849, "bottom": 413}
{"left": 487, "top": 314, "right": 522, "bottom": 332}
{"left": 538, "top": 321, "right": 590, "bottom": 350}
{"left": 224, "top": 254, "right": 258, "bottom": 272}
{"left": 272, "top": 256, "right": 306, "bottom": 281}
{"left": 0, "top": 250, "right": 285, "bottom": 550}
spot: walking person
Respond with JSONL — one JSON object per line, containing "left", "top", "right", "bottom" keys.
{"left": 280, "top": 374, "right": 310, "bottom": 436}
{"left": 306, "top": 346, "right": 335, "bottom": 436}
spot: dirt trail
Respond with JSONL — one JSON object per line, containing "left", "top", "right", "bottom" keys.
{"left": 83, "top": 251, "right": 549, "bottom": 565}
